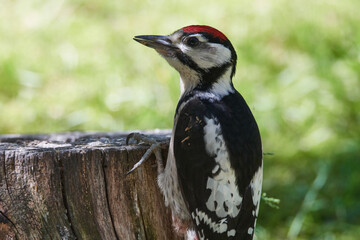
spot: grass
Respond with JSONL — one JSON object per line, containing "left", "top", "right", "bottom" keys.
{"left": 1, "top": 0, "right": 360, "bottom": 239}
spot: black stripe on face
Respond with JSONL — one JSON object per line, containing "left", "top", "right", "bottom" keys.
{"left": 176, "top": 51, "right": 203, "bottom": 73}
{"left": 176, "top": 51, "right": 233, "bottom": 90}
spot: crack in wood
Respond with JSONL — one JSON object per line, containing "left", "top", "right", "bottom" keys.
{"left": 101, "top": 150, "right": 120, "bottom": 240}
{"left": 0, "top": 210, "right": 19, "bottom": 240}
{"left": 2, "top": 151, "right": 20, "bottom": 238}
{"left": 125, "top": 146, "right": 147, "bottom": 240}
{"left": 3, "top": 151, "right": 13, "bottom": 201}
{"left": 135, "top": 185, "right": 148, "bottom": 240}
{"left": 137, "top": 192, "right": 149, "bottom": 240}
{"left": 0, "top": 210, "right": 14, "bottom": 226}
{"left": 57, "top": 151, "right": 78, "bottom": 239}
{"left": 40, "top": 214, "right": 54, "bottom": 240}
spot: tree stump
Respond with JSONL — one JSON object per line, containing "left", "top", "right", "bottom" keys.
{"left": 0, "top": 131, "right": 182, "bottom": 240}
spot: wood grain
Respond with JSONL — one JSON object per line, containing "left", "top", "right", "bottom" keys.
{"left": 0, "top": 131, "right": 182, "bottom": 240}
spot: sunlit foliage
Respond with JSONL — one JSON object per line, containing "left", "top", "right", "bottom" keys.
{"left": 1, "top": 0, "right": 359, "bottom": 239}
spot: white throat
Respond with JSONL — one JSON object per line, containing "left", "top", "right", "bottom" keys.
{"left": 180, "top": 66, "right": 234, "bottom": 98}
{"left": 179, "top": 75, "right": 200, "bottom": 96}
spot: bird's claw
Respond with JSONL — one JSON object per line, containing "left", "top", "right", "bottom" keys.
{"left": 126, "top": 132, "right": 166, "bottom": 175}
{"left": 126, "top": 132, "right": 153, "bottom": 145}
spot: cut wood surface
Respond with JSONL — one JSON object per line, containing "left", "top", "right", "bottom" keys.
{"left": 0, "top": 131, "right": 182, "bottom": 240}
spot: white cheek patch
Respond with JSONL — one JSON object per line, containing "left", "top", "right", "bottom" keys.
{"left": 179, "top": 43, "right": 232, "bottom": 70}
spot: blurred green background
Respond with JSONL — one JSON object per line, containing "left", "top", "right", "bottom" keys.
{"left": 1, "top": 0, "right": 359, "bottom": 239}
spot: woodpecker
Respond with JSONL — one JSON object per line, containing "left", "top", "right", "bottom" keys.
{"left": 132, "top": 25, "right": 263, "bottom": 240}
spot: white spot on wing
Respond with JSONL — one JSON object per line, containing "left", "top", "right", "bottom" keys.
{"left": 198, "top": 230, "right": 205, "bottom": 240}
{"left": 227, "top": 229, "right": 236, "bottom": 237}
{"left": 203, "top": 117, "right": 242, "bottom": 218}
{"left": 191, "top": 209, "right": 228, "bottom": 234}
{"left": 212, "top": 164, "right": 220, "bottom": 174}
{"left": 248, "top": 227, "right": 253, "bottom": 235}
{"left": 250, "top": 165, "right": 263, "bottom": 217}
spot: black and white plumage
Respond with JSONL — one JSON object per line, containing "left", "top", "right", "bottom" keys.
{"left": 133, "top": 25, "right": 263, "bottom": 240}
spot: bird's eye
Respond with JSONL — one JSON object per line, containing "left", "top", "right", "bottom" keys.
{"left": 186, "top": 37, "right": 200, "bottom": 47}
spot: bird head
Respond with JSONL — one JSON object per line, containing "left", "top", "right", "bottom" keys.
{"left": 134, "top": 25, "right": 237, "bottom": 96}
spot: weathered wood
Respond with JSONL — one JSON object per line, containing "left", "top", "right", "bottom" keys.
{"left": 0, "top": 131, "right": 182, "bottom": 240}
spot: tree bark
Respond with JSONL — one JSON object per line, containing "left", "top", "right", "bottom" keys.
{"left": 0, "top": 131, "right": 182, "bottom": 240}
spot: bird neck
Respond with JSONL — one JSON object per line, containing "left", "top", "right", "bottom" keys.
{"left": 179, "top": 66, "right": 235, "bottom": 99}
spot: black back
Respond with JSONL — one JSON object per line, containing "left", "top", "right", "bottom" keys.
{"left": 173, "top": 90, "right": 262, "bottom": 239}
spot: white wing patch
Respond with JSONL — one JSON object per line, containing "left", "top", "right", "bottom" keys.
{"left": 250, "top": 165, "right": 263, "bottom": 217}
{"left": 203, "top": 117, "right": 242, "bottom": 218}
{"left": 191, "top": 208, "right": 228, "bottom": 234}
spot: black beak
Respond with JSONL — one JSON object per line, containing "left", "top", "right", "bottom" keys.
{"left": 133, "top": 35, "right": 177, "bottom": 56}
